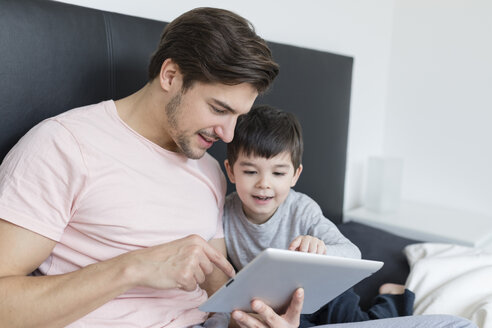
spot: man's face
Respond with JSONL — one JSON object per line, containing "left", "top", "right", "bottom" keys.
{"left": 165, "top": 82, "right": 257, "bottom": 159}
{"left": 225, "top": 151, "right": 302, "bottom": 224}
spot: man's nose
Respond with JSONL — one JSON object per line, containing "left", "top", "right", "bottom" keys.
{"left": 215, "top": 118, "right": 236, "bottom": 143}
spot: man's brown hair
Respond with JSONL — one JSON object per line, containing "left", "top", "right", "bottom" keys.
{"left": 148, "top": 7, "right": 279, "bottom": 93}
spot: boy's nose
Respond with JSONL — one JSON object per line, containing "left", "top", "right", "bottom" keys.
{"left": 256, "top": 176, "right": 270, "bottom": 189}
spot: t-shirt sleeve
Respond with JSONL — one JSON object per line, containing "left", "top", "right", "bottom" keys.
{"left": 0, "top": 119, "right": 87, "bottom": 241}
{"left": 301, "top": 199, "right": 362, "bottom": 259}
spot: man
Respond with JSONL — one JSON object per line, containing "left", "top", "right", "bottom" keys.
{"left": 0, "top": 7, "right": 303, "bottom": 328}
{"left": 0, "top": 6, "right": 478, "bottom": 328}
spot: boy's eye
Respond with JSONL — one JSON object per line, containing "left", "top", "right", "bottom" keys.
{"left": 273, "top": 172, "right": 286, "bottom": 176}
{"left": 243, "top": 170, "right": 257, "bottom": 175}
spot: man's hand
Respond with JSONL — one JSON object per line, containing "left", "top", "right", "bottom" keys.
{"left": 231, "top": 288, "right": 304, "bottom": 328}
{"left": 288, "top": 235, "right": 327, "bottom": 255}
{"left": 124, "top": 234, "right": 235, "bottom": 291}
{"left": 200, "top": 238, "right": 231, "bottom": 297}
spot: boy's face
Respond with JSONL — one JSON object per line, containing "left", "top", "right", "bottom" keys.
{"left": 225, "top": 151, "right": 303, "bottom": 224}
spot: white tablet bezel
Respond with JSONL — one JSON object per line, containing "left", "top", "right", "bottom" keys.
{"left": 199, "top": 248, "right": 383, "bottom": 314}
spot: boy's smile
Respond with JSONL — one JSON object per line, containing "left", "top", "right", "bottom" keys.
{"left": 252, "top": 195, "right": 273, "bottom": 203}
{"left": 225, "top": 151, "right": 302, "bottom": 224}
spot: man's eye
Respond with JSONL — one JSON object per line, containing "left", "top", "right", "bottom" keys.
{"left": 211, "top": 105, "right": 226, "bottom": 114}
{"left": 244, "top": 171, "right": 256, "bottom": 175}
{"left": 273, "top": 172, "right": 286, "bottom": 176}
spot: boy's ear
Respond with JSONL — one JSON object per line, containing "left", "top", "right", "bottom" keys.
{"left": 224, "top": 159, "right": 236, "bottom": 184}
{"left": 290, "top": 164, "right": 303, "bottom": 187}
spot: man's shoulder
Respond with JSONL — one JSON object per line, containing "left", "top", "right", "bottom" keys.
{"left": 196, "top": 152, "right": 226, "bottom": 182}
{"left": 199, "top": 152, "right": 222, "bottom": 170}
{"left": 18, "top": 101, "right": 109, "bottom": 139}
{"left": 7, "top": 101, "right": 114, "bottom": 166}
{"left": 53, "top": 100, "right": 112, "bottom": 126}
{"left": 6, "top": 118, "right": 78, "bottom": 163}
{"left": 187, "top": 153, "right": 226, "bottom": 202}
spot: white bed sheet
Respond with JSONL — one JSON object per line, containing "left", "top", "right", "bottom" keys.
{"left": 404, "top": 242, "right": 492, "bottom": 328}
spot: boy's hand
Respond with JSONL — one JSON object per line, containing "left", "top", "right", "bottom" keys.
{"left": 288, "top": 235, "right": 327, "bottom": 255}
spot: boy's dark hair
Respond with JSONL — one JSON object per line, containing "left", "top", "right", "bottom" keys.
{"left": 148, "top": 7, "right": 279, "bottom": 94}
{"left": 227, "top": 105, "right": 303, "bottom": 169}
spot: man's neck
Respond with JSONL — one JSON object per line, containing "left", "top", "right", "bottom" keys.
{"left": 114, "top": 83, "right": 173, "bottom": 149}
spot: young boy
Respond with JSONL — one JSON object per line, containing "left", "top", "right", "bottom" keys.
{"left": 222, "top": 105, "right": 414, "bottom": 327}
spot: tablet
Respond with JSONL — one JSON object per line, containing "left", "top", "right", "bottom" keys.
{"left": 199, "top": 248, "right": 383, "bottom": 314}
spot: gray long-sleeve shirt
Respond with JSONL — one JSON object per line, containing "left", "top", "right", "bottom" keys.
{"left": 223, "top": 189, "right": 361, "bottom": 271}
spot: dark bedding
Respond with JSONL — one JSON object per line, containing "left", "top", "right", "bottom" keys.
{"left": 338, "top": 222, "right": 421, "bottom": 309}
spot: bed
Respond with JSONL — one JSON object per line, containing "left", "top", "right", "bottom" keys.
{"left": 0, "top": 0, "right": 419, "bottom": 311}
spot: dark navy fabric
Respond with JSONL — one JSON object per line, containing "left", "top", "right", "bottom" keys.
{"left": 299, "top": 288, "right": 415, "bottom": 327}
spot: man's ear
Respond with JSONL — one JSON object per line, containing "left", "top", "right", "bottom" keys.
{"left": 290, "top": 164, "right": 303, "bottom": 187}
{"left": 224, "top": 159, "right": 236, "bottom": 184}
{"left": 159, "top": 58, "right": 181, "bottom": 92}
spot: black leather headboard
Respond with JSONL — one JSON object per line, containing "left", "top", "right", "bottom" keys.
{"left": 0, "top": 0, "right": 353, "bottom": 224}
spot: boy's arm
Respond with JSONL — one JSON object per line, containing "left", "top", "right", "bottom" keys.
{"left": 288, "top": 193, "right": 361, "bottom": 259}
{"left": 308, "top": 215, "right": 361, "bottom": 259}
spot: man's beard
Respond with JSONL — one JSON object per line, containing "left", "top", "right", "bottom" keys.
{"left": 165, "top": 92, "right": 205, "bottom": 160}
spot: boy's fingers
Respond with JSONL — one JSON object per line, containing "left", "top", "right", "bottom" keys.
{"left": 288, "top": 236, "right": 302, "bottom": 250}
{"left": 317, "top": 240, "right": 327, "bottom": 254}
{"left": 299, "top": 238, "right": 310, "bottom": 252}
{"left": 290, "top": 237, "right": 326, "bottom": 255}
{"left": 308, "top": 239, "right": 318, "bottom": 253}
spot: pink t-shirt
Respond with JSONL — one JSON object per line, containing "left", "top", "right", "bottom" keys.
{"left": 0, "top": 100, "right": 226, "bottom": 327}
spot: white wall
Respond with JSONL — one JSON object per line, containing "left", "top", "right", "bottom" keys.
{"left": 55, "top": 0, "right": 395, "bottom": 211}
{"left": 385, "top": 0, "right": 492, "bottom": 217}
{"left": 54, "top": 1, "right": 492, "bottom": 222}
